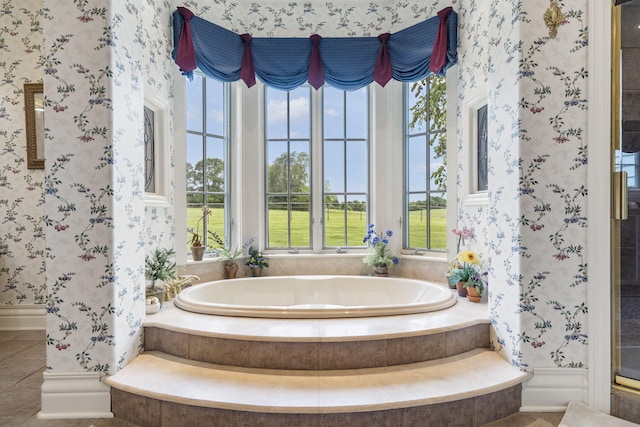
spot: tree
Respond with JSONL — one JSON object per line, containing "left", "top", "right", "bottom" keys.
{"left": 324, "top": 180, "right": 340, "bottom": 209}
{"left": 268, "top": 151, "right": 310, "bottom": 194}
{"left": 186, "top": 157, "right": 225, "bottom": 205}
{"left": 409, "top": 75, "right": 447, "bottom": 190}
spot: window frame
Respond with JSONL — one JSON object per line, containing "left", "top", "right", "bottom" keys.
{"left": 322, "top": 86, "right": 370, "bottom": 249}
{"left": 174, "top": 73, "right": 454, "bottom": 264}
{"left": 403, "top": 77, "right": 448, "bottom": 253}
{"left": 461, "top": 86, "right": 489, "bottom": 207}
{"left": 263, "top": 84, "right": 371, "bottom": 253}
{"left": 264, "top": 85, "right": 314, "bottom": 250}
{"left": 182, "top": 73, "right": 231, "bottom": 259}
{"left": 143, "top": 86, "right": 170, "bottom": 208}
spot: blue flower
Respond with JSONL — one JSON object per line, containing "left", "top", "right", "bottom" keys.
{"left": 372, "top": 236, "right": 380, "bottom": 244}
{"left": 382, "top": 238, "right": 389, "bottom": 244}
{"left": 386, "top": 230, "right": 393, "bottom": 237}
{"left": 393, "top": 257, "right": 399, "bottom": 265}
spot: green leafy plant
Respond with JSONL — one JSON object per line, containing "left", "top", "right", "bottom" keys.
{"left": 362, "top": 224, "right": 399, "bottom": 268}
{"left": 208, "top": 231, "right": 255, "bottom": 264}
{"left": 145, "top": 248, "right": 177, "bottom": 287}
{"left": 448, "top": 250, "right": 487, "bottom": 295}
{"left": 246, "top": 246, "right": 269, "bottom": 268}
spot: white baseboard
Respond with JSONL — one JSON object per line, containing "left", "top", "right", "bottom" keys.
{"left": 521, "top": 367, "right": 588, "bottom": 412}
{"left": 0, "top": 304, "right": 45, "bottom": 330}
{"left": 38, "top": 371, "right": 113, "bottom": 419}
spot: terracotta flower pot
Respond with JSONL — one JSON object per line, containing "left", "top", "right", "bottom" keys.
{"left": 467, "top": 286, "right": 482, "bottom": 303}
{"left": 456, "top": 281, "right": 468, "bottom": 297}
{"left": 374, "top": 265, "right": 389, "bottom": 277}
{"left": 191, "top": 246, "right": 205, "bottom": 261}
{"left": 224, "top": 261, "right": 238, "bottom": 279}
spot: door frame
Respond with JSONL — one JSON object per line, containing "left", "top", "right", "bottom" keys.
{"left": 587, "top": 0, "right": 612, "bottom": 413}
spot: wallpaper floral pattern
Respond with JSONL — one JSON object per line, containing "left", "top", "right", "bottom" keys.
{"left": 0, "top": 0, "right": 47, "bottom": 306}
{"left": 1, "top": 0, "right": 591, "bottom": 376}
{"left": 40, "top": 0, "right": 175, "bottom": 373}
{"left": 516, "top": 0, "right": 589, "bottom": 369}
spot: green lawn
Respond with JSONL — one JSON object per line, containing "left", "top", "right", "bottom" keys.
{"left": 187, "top": 207, "right": 447, "bottom": 251}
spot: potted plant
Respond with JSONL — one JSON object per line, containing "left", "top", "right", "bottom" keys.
{"left": 362, "top": 224, "right": 399, "bottom": 276}
{"left": 209, "top": 231, "right": 255, "bottom": 279}
{"left": 145, "top": 247, "right": 177, "bottom": 305}
{"left": 448, "top": 250, "right": 487, "bottom": 302}
{"left": 246, "top": 246, "right": 268, "bottom": 277}
{"left": 188, "top": 206, "right": 212, "bottom": 261}
{"left": 448, "top": 228, "right": 473, "bottom": 288}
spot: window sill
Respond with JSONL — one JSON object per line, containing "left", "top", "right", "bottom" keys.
{"left": 399, "top": 251, "right": 447, "bottom": 263}
{"left": 185, "top": 250, "right": 448, "bottom": 265}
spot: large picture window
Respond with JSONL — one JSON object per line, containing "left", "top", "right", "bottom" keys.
{"left": 404, "top": 75, "right": 447, "bottom": 251}
{"left": 185, "top": 74, "right": 229, "bottom": 253}
{"left": 264, "top": 85, "right": 369, "bottom": 250}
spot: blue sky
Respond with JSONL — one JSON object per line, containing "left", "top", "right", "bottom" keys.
{"left": 184, "top": 75, "right": 443, "bottom": 196}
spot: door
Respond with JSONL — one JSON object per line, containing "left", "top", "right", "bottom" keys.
{"left": 613, "top": 0, "right": 640, "bottom": 389}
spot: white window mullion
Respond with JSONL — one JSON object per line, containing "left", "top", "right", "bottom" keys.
{"left": 173, "top": 70, "right": 188, "bottom": 265}
{"left": 234, "top": 81, "right": 263, "bottom": 250}
{"left": 311, "top": 88, "right": 324, "bottom": 253}
{"left": 370, "top": 81, "right": 403, "bottom": 254}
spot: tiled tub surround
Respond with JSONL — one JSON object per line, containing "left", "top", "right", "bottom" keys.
{"left": 105, "top": 298, "right": 530, "bottom": 426}
{"left": 177, "top": 253, "right": 449, "bottom": 284}
{"left": 143, "top": 300, "right": 486, "bottom": 370}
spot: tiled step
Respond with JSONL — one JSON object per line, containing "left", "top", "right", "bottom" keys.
{"left": 143, "top": 298, "right": 491, "bottom": 370}
{"left": 106, "top": 348, "right": 530, "bottom": 427}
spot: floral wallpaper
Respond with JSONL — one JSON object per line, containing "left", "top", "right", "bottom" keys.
{"left": 40, "top": 0, "right": 175, "bottom": 373}
{"left": 457, "top": 0, "right": 589, "bottom": 370}
{"left": 182, "top": 0, "right": 459, "bottom": 37}
{"left": 2, "top": 0, "right": 592, "bottom": 377}
{"left": 0, "top": 0, "right": 47, "bottom": 306}
{"left": 516, "top": 0, "right": 589, "bottom": 368}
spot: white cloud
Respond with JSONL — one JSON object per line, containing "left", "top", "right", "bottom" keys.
{"left": 267, "top": 96, "right": 309, "bottom": 123}
{"left": 207, "top": 109, "right": 224, "bottom": 124}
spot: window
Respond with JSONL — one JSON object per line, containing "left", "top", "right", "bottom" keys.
{"left": 264, "top": 85, "right": 369, "bottom": 250}
{"left": 144, "top": 88, "right": 170, "bottom": 207}
{"left": 404, "top": 75, "right": 447, "bottom": 251}
{"left": 144, "top": 106, "right": 155, "bottom": 193}
{"left": 185, "top": 74, "right": 229, "bottom": 253}
{"left": 265, "top": 86, "right": 312, "bottom": 249}
{"left": 323, "top": 86, "right": 369, "bottom": 248}
{"left": 477, "top": 104, "right": 488, "bottom": 192}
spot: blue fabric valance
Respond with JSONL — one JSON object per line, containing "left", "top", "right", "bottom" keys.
{"left": 172, "top": 7, "right": 457, "bottom": 91}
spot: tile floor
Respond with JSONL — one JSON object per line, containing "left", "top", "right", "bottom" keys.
{"left": 0, "top": 329, "right": 562, "bottom": 427}
{"left": 0, "top": 330, "right": 135, "bottom": 427}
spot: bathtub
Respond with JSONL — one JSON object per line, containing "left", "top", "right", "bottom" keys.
{"left": 174, "top": 275, "right": 456, "bottom": 318}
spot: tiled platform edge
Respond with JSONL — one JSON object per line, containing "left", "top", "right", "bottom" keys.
{"left": 106, "top": 299, "right": 530, "bottom": 427}
{"left": 144, "top": 322, "right": 489, "bottom": 370}
{"left": 111, "top": 383, "right": 522, "bottom": 427}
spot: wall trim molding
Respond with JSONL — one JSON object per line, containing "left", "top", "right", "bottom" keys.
{"left": 39, "top": 371, "right": 113, "bottom": 419}
{"left": 520, "top": 368, "right": 588, "bottom": 412}
{"left": 0, "top": 304, "right": 45, "bottom": 330}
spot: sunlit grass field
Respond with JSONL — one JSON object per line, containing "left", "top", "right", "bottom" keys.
{"left": 187, "top": 208, "right": 446, "bottom": 250}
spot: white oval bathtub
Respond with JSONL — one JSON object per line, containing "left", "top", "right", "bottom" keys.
{"left": 174, "top": 275, "right": 456, "bottom": 318}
